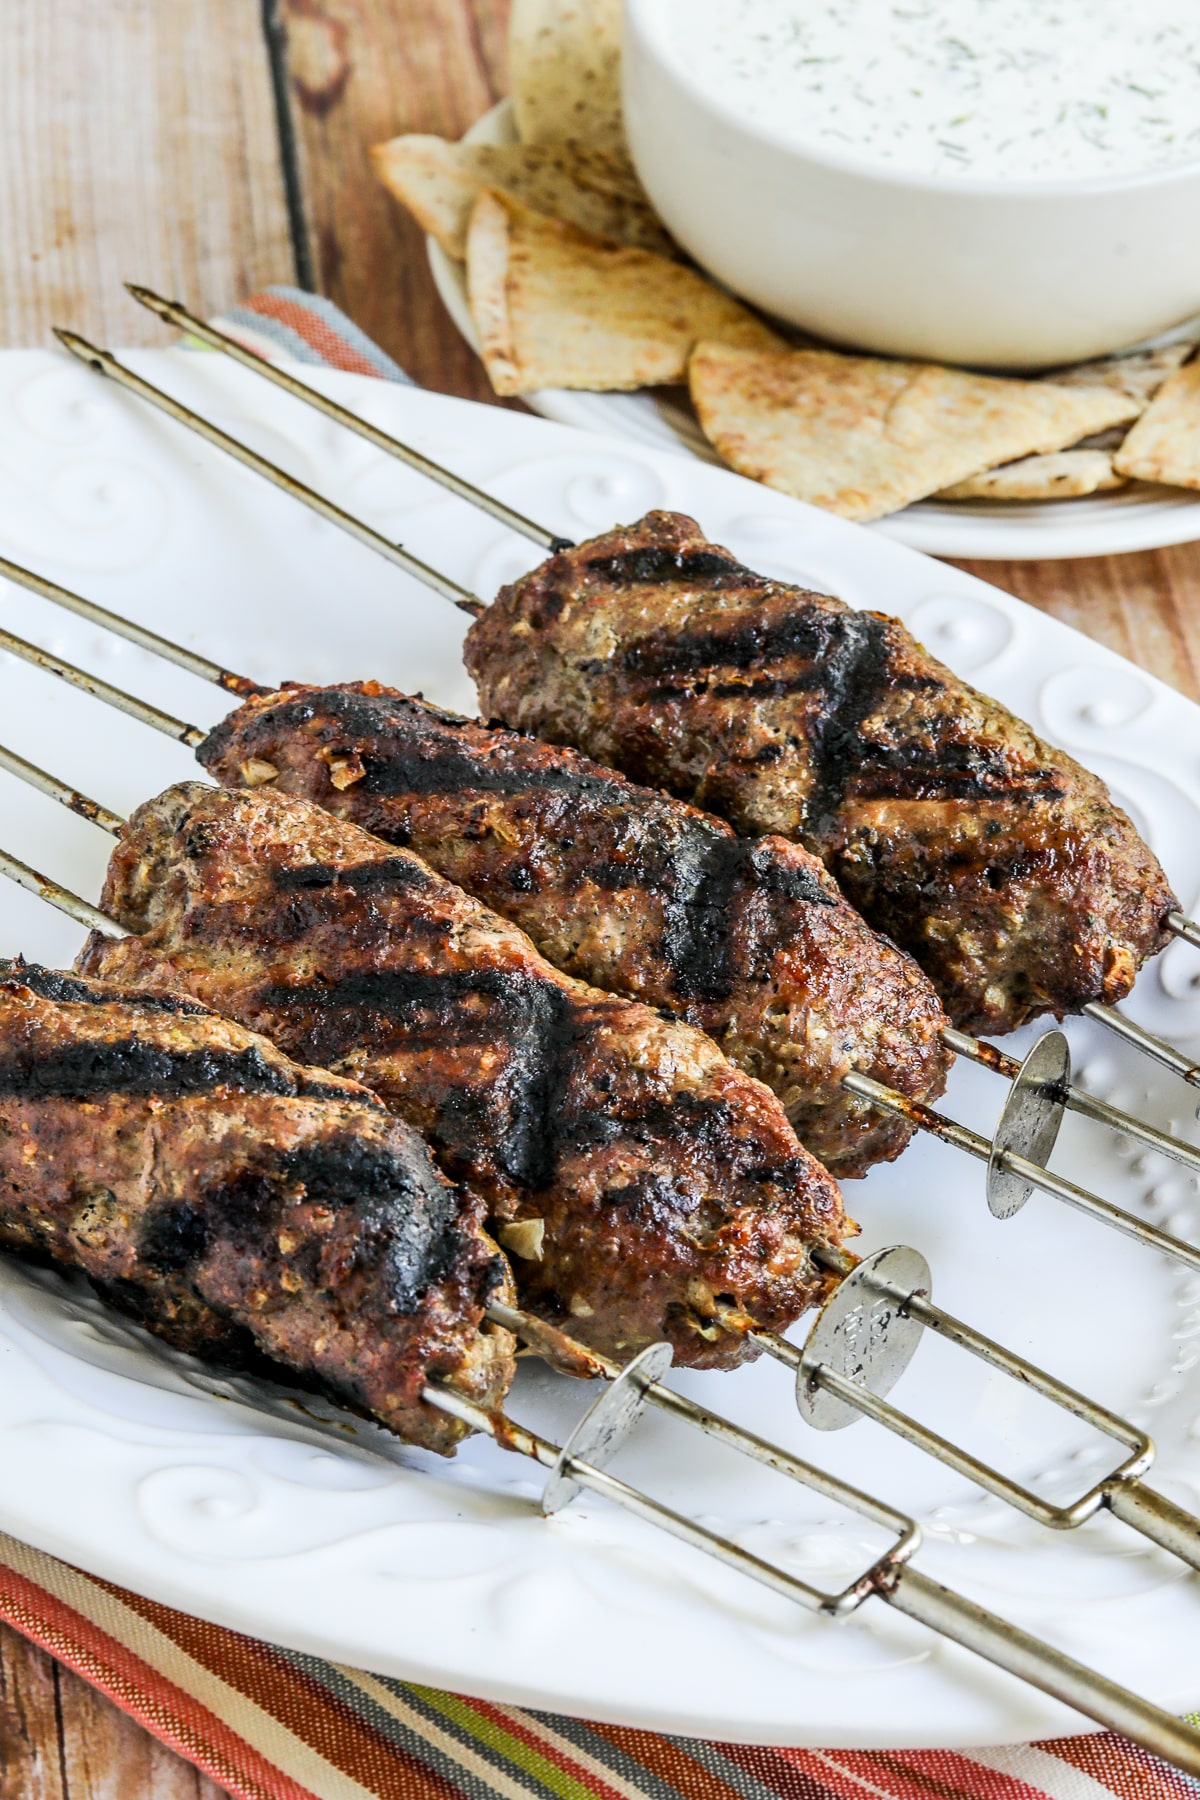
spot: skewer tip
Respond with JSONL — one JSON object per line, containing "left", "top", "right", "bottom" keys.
{"left": 124, "top": 283, "right": 176, "bottom": 320}
{"left": 52, "top": 327, "right": 106, "bottom": 368}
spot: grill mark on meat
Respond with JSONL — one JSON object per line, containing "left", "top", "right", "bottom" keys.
{"left": 251, "top": 967, "right": 793, "bottom": 1190}
{"left": 850, "top": 739, "right": 1068, "bottom": 804}
{"left": 361, "top": 748, "right": 625, "bottom": 803}
{"left": 274, "top": 859, "right": 431, "bottom": 894}
{"left": 804, "top": 613, "right": 895, "bottom": 831}
{"left": 583, "top": 547, "right": 762, "bottom": 587}
{"left": 0, "top": 1039, "right": 357, "bottom": 1104}
{"left": 1, "top": 961, "right": 214, "bottom": 1017}
{"left": 622, "top": 607, "right": 832, "bottom": 679}
{"left": 255, "top": 969, "right": 581, "bottom": 1192}
{"left": 659, "top": 836, "right": 831, "bottom": 1003}
{"left": 203, "top": 689, "right": 631, "bottom": 805}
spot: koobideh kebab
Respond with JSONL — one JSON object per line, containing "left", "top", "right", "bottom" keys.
{"left": 2, "top": 557, "right": 1198, "bottom": 1276}
{"left": 4, "top": 972, "right": 1200, "bottom": 1769}
{"left": 5, "top": 721, "right": 1200, "bottom": 1582}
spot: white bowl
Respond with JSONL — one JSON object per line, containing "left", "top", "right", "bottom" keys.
{"left": 622, "top": 0, "right": 1200, "bottom": 369}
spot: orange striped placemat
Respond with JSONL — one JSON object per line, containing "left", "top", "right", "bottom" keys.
{"left": 3, "top": 1527, "right": 1197, "bottom": 1800}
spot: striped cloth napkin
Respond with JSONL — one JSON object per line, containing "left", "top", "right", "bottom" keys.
{"left": 2, "top": 285, "right": 1196, "bottom": 1800}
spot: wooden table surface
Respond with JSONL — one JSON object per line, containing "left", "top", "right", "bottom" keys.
{"left": 1, "top": 2, "right": 1199, "bottom": 1793}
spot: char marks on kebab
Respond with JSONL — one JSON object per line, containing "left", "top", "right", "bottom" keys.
{"left": 464, "top": 510, "right": 1177, "bottom": 1037}
{"left": 200, "top": 684, "right": 952, "bottom": 1175}
{"left": 0, "top": 961, "right": 515, "bottom": 1453}
{"left": 75, "top": 781, "right": 847, "bottom": 1367}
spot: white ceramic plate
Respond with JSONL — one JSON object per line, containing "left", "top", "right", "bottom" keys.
{"left": 428, "top": 101, "right": 1200, "bottom": 562}
{"left": 3, "top": 348, "right": 1200, "bottom": 1750}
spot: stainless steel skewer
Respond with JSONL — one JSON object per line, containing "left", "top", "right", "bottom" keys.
{"left": 6, "top": 553, "right": 1200, "bottom": 1177}
{"left": 7, "top": 750, "right": 1200, "bottom": 1578}
{"left": 123, "top": 287, "right": 573, "bottom": 554}
{"left": 50, "top": 330, "right": 485, "bottom": 619}
{"left": 5, "top": 611, "right": 1200, "bottom": 1281}
{"left": 425, "top": 1361, "right": 1200, "bottom": 1776}
{"left": 117, "top": 292, "right": 1200, "bottom": 964}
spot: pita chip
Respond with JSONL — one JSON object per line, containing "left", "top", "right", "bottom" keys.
{"left": 936, "top": 450, "right": 1126, "bottom": 502}
{"left": 1046, "top": 338, "right": 1198, "bottom": 409}
{"left": 467, "top": 190, "right": 782, "bottom": 395}
{"left": 372, "top": 134, "right": 673, "bottom": 261}
{"left": 688, "top": 342, "right": 1141, "bottom": 521}
{"left": 1113, "top": 357, "right": 1200, "bottom": 489}
{"left": 509, "top": 0, "right": 625, "bottom": 157}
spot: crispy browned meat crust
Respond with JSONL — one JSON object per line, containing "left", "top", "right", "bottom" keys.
{"left": 199, "top": 683, "right": 951, "bottom": 1175}
{"left": 465, "top": 510, "right": 1177, "bottom": 1036}
{"left": 0, "top": 961, "right": 514, "bottom": 1454}
{"left": 77, "top": 783, "right": 845, "bottom": 1369}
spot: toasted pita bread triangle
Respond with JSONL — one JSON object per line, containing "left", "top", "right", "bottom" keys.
{"left": 372, "top": 134, "right": 672, "bottom": 261}
{"left": 1113, "top": 358, "right": 1200, "bottom": 489}
{"left": 689, "top": 343, "right": 1141, "bottom": 521}
{"left": 510, "top": 0, "right": 625, "bottom": 156}
{"left": 467, "top": 191, "right": 782, "bottom": 396}
{"left": 936, "top": 449, "right": 1126, "bottom": 502}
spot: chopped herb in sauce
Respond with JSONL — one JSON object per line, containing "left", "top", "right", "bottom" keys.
{"left": 662, "top": 0, "right": 1200, "bottom": 180}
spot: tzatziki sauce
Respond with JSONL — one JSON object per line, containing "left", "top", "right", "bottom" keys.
{"left": 659, "top": 0, "right": 1200, "bottom": 181}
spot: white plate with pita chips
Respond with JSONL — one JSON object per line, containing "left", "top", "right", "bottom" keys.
{"left": 426, "top": 101, "right": 1200, "bottom": 561}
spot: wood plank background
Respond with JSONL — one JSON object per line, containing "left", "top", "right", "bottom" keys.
{"left": 0, "top": 1, "right": 1198, "bottom": 1793}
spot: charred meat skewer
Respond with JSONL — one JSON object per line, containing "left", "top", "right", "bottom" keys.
{"left": 0, "top": 960, "right": 516, "bottom": 1454}
{"left": 466, "top": 512, "right": 1177, "bottom": 1038}
{"left": 200, "top": 684, "right": 952, "bottom": 1175}
{"left": 74, "top": 781, "right": 847, "bottom": 1368}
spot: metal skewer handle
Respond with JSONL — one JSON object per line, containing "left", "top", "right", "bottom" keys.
{"left": 425, "top": 1363, "right": 1200, "bottom": 1775}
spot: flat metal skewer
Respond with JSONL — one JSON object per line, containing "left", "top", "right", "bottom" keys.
{"left": 124, "top": 286, "right": 572, "bottom": 554}
{"left": 0, "top": 846, "right": 129, "bottom": 938}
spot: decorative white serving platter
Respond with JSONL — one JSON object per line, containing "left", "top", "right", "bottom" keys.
{"left": 2, "top": 347, "right": 1200, "bottom": 1749}
{"left": 428, "top": 100, "right": 1200, "bottom": 562}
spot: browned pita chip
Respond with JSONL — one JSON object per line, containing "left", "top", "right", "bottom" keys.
{"left": 371, "top": 134, "right": 673, "bottom": 260}
{"left": 467, "top": 191, "right": 782, "bottom": 396}
{"left": 1113, "top": 358, "right": 1200, "bottom": 489}
{"left": 936, "top": 450, "right": 1126, "bottom": 502}
{"left": 688, "top": 342, "right": 1141, "bottom": 521}
{"left": 509, "top": 0, "right": 625, "bottom": 156}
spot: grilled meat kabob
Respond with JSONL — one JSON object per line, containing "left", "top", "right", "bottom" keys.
{"left": 10, "top": 970, "right": 1200, "bottom": 1772}
{"left": 19, "top": 760, "right": 1200, "bottom": 1596}
{"left": 69, "top": 780, "right": 847, "bottom": 1368}
{"left": 0, "top": 560, "right": 953, "bottom": 1179}
{"left": 0, "top": 960, "right": 515, "bottom": 1454}
{"left": 199, "top": 683, "right": 952, "bottom": 1176}
{"left": 5, "top": 557, "right": 1198, "bottom": 1222}
{"left": 466, "top": 510, "right": 1178, "bottom": 1040}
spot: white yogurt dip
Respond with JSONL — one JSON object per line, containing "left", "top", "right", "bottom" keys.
{"left": 658, "top": 0, "right": 1200, "bottom": 182}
